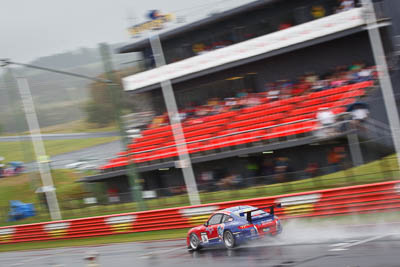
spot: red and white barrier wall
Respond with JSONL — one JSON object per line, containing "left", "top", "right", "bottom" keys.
{"left": 0, "top": 180, "right": 399, "bottom": 244}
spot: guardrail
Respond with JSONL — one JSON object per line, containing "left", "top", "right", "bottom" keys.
{"left": 0, "top": 180, "right": 399, "bottom": 244}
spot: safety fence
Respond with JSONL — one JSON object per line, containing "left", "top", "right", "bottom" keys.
{"left": 0, "top": 180, "right": 399, "bottom": 244}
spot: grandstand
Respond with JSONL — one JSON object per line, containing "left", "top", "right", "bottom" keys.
{"left": 82, "top": 0, "right": 400, "bottom": 201}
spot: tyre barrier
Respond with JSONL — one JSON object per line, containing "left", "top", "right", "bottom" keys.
{"left": 0, "top": 180, "right": 399, "bottom": 244}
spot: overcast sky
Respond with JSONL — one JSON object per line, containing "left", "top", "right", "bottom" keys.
{"left": 0, "top": 0, "right": 255, "bottom": 63}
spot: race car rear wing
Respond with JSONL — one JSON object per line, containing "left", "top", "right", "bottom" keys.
{"left": 239, "top": 203, "right": 282, "bottom": 223}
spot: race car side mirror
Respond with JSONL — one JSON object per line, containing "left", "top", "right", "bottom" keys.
{"left": 276, "top": 203, "right": 282, "bottom": 208}
{"left": 204, "top": 222, "right": 208, "bottom": 226}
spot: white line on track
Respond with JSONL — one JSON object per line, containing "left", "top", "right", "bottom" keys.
{"left": 329, "top": 234, "right": 390, "bottom": 251}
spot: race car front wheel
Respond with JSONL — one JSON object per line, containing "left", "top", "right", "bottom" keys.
{"left": 190, "top": 234, "right": 201, "bottom": 250}
{"left": 223, "top": 230, "right": 236, "bottom": 249}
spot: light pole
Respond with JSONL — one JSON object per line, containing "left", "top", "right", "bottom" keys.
{"left": 98, "top": 43, "right": 145, "bottom": 210}
{"left": 148, "top": 34, "right": 201, "bottom": 205}
{"left": 0, "top": 55, "right": 145, "bottom": 215}
{"left": 17, "top": 76, "right": 62, "bottom": 220}
{"left": 361, "top": 0, "right": 400, "bottom": 168}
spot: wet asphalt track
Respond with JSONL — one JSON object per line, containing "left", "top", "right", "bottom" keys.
{"left": 1, "top": 223, "right": 400, "bottom": 267}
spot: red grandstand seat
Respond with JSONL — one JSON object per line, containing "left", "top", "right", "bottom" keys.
{"left": 141, "top": 124, "right": 171, "bottom": 136}
{"left": 183, "top": 119, "right": 229, "bottom": 133}
{"left": 184, "top": 126, "right": 222, "bottom": 138}
{"left": 280, "top": 113, "right": 314, "bottom": 123}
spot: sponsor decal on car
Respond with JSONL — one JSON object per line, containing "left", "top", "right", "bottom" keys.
{"left": 0, "top": 228, "right": 15, "bottom": 242}
{"left": 276, "top": 193, "right": 321, "bottom": 216}
{"left": 179, "top": 206, "right": 219, "bottom": 226}
{"left": 43, "top": 222, "right": 70, "bottom": 238}
{"left": 217, "top": 224, "right": 224, "bottom": 239}
{"left": 201, "top": 232, "right": 209, "bottom": 243}
{"left": 105, "top": 215, "right": 137, "bottom": 233}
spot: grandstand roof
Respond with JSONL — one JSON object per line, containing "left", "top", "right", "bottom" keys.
{"left": 118, "top": 0, "right": 276, "bottom": 54}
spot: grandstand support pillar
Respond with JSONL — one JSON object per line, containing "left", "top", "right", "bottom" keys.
{"left": 362, "top": 0, "right": 400, "bottom": 169}
{"left": 149, "top": 34, "right": 201, "bottom": 206}
{"left": 99, "top": 43, "right": 145, "bottom": 211}
{"left": 15, "top": 77, "right": 62, "bottom": 221}
{"left": 347, "top": 131, "right": 364, "bottom": 167}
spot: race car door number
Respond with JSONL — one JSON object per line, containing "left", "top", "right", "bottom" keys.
{"left": 201, "top": 232, "right": 209, "bottom": 243}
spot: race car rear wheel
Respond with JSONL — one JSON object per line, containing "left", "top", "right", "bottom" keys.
{"left": 189, "top": 233, "right": 201, "bottom": 250}
{"left": 223, "top": 230, "right": 236, "bottom": 249}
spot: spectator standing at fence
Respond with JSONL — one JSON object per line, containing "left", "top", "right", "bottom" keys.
{"left": 304, "top": 162, "right": 320, "bottom": 179}
{"left": 274, "top": 157, "right": 289, "bottom": 182}
{"left": 245, "top": 161, "right": 259, "bottom": 185}
{"left": 317, "top": 107, "right": 336, "bottom": 137}
{"left": 327, "top": 146, "right": 346, "bottom": 173}
{"left": 200, "top": 170, "right": 214, "bottom": 192}
{"left": 217, "top": 172, "right": 243, "bottom": 189}
{"left": 347, "top": 101, "right": 370, "bottom": 129}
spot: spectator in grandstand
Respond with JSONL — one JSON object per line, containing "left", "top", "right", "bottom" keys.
{"left": 279, "top": 80, "right": 294, "bottom": 99}
{"left": 336, "top": 0, "right": 355, "bottom": 13}
{"left": 311, "top": 79, "right": 330, "bottom": 92}
{"left": 356, "top": 66, "right": 375, "bottom": 82}
{"left": 224, "top": 97, "right": 237, "bottom": 108}
{"left": 149, "top": 113, "right": 167, "bottom": 129}
{"left": 292, "top": 76, "right": 311, "bottom": 96}
{"left": 317, "top": 107, "right": 336, "bottom": 137}
{"left": 349, "top": 62, "right": 364, "bottom": 71}
{"left": 267, "top": 86, "right": 280, "bottom": 101}
{"left": 330, "top": 74, "right": 347, "bottom": 88}
{"left": 305, "top": 72, "right": 319, "bottom": 84}
{"left": 245, "top": 93, "right": 262, "bottom": 107}
{"left": 194, "top": 105, "right": 211, "bottom": 117}
{"left": 207, "top": 97, "right": 219, "bottom": 106}
{"left": 263, "top": 82, "right": 275, "bottom": 92}
{"left": 236, "top": 89, "right": 248, "bottom": 98}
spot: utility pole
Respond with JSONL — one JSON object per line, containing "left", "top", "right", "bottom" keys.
{"left": 362, "top": 0, "right": 400, "bottom": 168}
{"left": 99, "top": 43, "right": 145, "bottom": 210}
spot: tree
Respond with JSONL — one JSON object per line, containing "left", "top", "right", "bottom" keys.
{"left": 84, "top": 67, "right": 152, "bottom": 127}
{"left": 85, "top": 100, "right": 115, "bottom": 126}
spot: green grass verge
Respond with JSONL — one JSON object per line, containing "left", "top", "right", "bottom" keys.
{"left": 0, "top": 137, "right": 119, "bottom": 162}
{"left": 1, "top": 120, "right": 118, "bottom": 136}
{"left": 36, "top": 120, "right": 118, "bottom": 134}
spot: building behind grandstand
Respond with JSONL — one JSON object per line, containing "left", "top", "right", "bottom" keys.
{"left": 81, "top": 0, "right": 400, "bottom": 203}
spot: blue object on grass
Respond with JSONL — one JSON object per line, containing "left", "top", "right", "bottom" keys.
{"left": 8, "top": 200, "right": 35, "bottom": 221}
